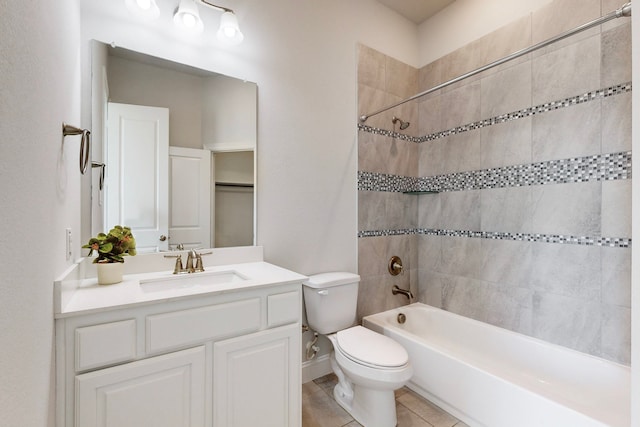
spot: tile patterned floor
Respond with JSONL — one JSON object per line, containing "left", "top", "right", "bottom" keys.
{"left": 302, "top": 374, "right": 470, "bottom": 427}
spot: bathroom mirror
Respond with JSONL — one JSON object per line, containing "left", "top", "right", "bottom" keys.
{"left": 87, "top": 40, "right": 257, "bottom": 252}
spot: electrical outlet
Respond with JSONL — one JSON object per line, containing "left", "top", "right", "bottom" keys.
{"left": 66, "top": 228, "right": 72, "bottom": 261}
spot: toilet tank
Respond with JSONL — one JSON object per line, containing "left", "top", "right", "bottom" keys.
{"left": 303, "top": 272, "right": 360, "bottom": 334}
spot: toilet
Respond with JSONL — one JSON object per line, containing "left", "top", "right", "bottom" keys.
{"left": 303, "top": 272, "right": 413, "bottom": 427}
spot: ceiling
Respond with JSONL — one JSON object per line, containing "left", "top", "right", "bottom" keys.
{"left": 376, "top": 0, "right": 457, "bottom": 24}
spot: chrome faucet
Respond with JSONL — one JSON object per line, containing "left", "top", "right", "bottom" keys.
{"left": 392, "top": 285, "right": 414, "bottom": 301}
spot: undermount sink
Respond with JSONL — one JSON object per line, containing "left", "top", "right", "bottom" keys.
{"left": 139, "top": 270, "right": 249, "bottom": 293}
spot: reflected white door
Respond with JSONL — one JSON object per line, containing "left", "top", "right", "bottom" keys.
{"left": 168, "top": 147, "right": 211, "bottom": 249}
{"left": 106, "top": 102, "right": 169, "bottom": 252}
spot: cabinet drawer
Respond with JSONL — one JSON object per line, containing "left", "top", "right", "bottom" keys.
{"left": 146, "top": 298, "right": 261, "bottom": 353}
{"left": 267, "top": 291, "right": 300, "bottom": 327}
{"left": 75, "top": 319, "right": 136, "bottom": 372}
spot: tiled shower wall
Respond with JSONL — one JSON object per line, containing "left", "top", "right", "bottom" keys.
{"left": 357, "top": 0, "right": 632, "bottom": 364}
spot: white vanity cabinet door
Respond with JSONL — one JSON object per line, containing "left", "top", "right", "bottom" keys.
{"left": 75, "top": 346, "right": 205, "bottom": 427}
{"left": 213, "top": 323, "right": 300, "bottom": 427}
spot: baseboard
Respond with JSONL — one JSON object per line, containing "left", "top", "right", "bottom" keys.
{"left": 301, "top": 353, "right": 332, "bottom": 383}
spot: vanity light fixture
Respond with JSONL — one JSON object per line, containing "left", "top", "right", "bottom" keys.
{"left": 173, "top": 0, "right": 244, "bottom": 44}
{"left": 125, "top": 0, "right": 160, "bottom": 20}
{"left": 216, "top": 9, "right": 244, "bottom": 44}
{"left": 173, "top": 0, "right": 205, "bottom": 33}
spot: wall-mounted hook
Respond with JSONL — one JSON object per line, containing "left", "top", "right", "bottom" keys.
{"left": 62, "top": 123, "right": 91, "bottom": 174}
{"left": 91, "top": 162, "right": 105, "bottom": 190}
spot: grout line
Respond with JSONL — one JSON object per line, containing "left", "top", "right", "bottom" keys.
{"left": 396, "top": 400, "right": 437, "bottom": 427}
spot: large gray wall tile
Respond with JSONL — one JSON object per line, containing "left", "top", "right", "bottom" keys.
{"left": 601, "top": 247, "right": 631, "bottom": 308}
{"left": 441, "top": 82, "right": 481, "bottom": 130}
{"left": 440, "top": 190, "right": 481, "bottom": 230}
{"left": 601, "top": 305, "right": 631, "bottom": 364}
{"left": 481, "top": 117, "right": 532, "bottom": 169}
{"left": 532, "top": 291, "right": 602, "bottom": 356}
{"left": 530, "top": 243, "right": 601, "bottom": 301}
{"left": 602, "top": 91, "right": 631, "bottom": 153}
{"left": 601, "top": 179, "right": 631, "bottom": 238}
{"left": 481, "top": 61, "right": 532, "bottom": 118}
{"left": 532, "top": 35, "right": 600, "bottom": 104}
{"left": 531, "top": 181, "right": 601, "bottom": 236}
{"left": 480, "top": 186, "right": 532, "bottom": 233}
{"left": 532, "top": 100, "right": 601, "bottom": 162}
{"left": 601, "top": 22, "right": 631, "bottom": 87}
{"left": 440, "top": 132, "right": 481, "bottom": 175}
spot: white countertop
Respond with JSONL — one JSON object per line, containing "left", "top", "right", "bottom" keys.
{"left": 55, "top": 260, "right": 307, "bottom": 318}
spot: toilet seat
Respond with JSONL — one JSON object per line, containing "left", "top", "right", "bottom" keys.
{"left": 335, "top": 326, "right": 409, "bottom": 369}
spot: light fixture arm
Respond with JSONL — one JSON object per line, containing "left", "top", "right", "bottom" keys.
{"left": 199, "top": 0, "right": 234, "bottom": 14}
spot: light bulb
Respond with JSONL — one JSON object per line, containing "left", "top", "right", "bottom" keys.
{"left": 125, "top": 0, "right": 159, "bottom": 20}
{"left": 182, "top": 13, "right": 196, "bottom": 28}
{"left": 217, "top": 11, "right": 244, "bottom": 44}
{"left": 173, "top": 0, "right": 203, "bottom": 33}
{"left": 136, "top": 0, "right": 151, "bottom": 10}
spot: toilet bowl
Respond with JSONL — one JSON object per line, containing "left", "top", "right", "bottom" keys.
{"left": 328, "top": 326, "right": 413, "bottom": 427}
{"left": 302, "top": 272, "right": 413, "bottom": 427}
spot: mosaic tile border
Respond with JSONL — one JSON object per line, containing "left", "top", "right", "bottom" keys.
{"left": 357, "top": 228, "right": 631, "bottom": 248}
{"left": 358, "top": 151, "right": 632, "bottom": 193}
{"left": 357, "top": 82, "right": 632, "bottom": 143}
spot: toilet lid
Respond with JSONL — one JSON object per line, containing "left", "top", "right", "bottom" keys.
{"left": 336, "top": 326, "right": 409, "bottom": 368}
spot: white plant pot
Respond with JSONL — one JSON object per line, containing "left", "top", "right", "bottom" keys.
{"left": 97, "top": 262, "right": 124, "bottom": 285}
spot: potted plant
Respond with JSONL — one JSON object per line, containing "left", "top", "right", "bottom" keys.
{"left": 83, "top": 225, "right": 136, "bottom": 285}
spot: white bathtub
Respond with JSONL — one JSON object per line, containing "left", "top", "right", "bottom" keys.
{"left": 363, "top": 303, "right": 630, "bottom": 427}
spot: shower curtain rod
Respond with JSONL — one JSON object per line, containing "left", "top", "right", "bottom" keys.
{"left": 359, "top": 2, "right": 632, "bottom": 124}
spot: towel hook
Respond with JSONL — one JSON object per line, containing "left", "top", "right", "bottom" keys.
{"left": 91, "top": 162, "right": 105, "bottom": 190}
{"left": 62, "top": 123, "right": 91, "bottom": 175}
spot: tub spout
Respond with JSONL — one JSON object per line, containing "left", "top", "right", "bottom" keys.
{"left": 392, "top": 285, "right": 414, "bottom": 301}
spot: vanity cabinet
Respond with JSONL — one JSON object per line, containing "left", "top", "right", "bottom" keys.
{"left": 55, "top": 284, "right": 302, "bottom": 427}
{"left": 76, "top": 346, "right": 205, "bottom": 427}
{"left": 214, "top": 324, "right": 299, "bottom": 426}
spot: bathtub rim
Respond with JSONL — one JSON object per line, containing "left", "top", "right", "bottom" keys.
{"left": 363, "top": 303, "right": 631, "bottom": 427}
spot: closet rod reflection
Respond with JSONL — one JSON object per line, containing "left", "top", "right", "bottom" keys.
{"left": 215, "top": 182, "right": 254, "bottom": 188}
{"left": 359, "top": 2, "right": 631, "bottom": 123}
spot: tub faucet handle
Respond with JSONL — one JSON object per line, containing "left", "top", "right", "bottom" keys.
{"left": 388, "top": 256, "right": 404, "bottom": 276}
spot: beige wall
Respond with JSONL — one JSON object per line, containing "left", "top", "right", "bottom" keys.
{"left": 108, "top": 55, "right": 204, "bottom": 149}
{"left": 0, "top": 0, "right": 82, "bottom": 425}
{"left": 417, "top": 0, "right": 554, "bottom": 66}
{"left": 80, "top": 0, "right": 420, "bottom": 277}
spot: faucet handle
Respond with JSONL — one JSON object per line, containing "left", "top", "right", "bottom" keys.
{"left": 164, "top": 254, "right": 185, "bottom": 274}
{"left": 195, "top": 254, "right": 204, "bottom": 272}
{"left": 194, "top": 251, "right": 212, "bottom": 273}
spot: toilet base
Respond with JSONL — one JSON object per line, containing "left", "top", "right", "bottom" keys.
{"left": 330, "top": 352, "right": 398, "bottom": 427}
{"left": 334, "top": 383, "right": 397, "bottom": 427}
